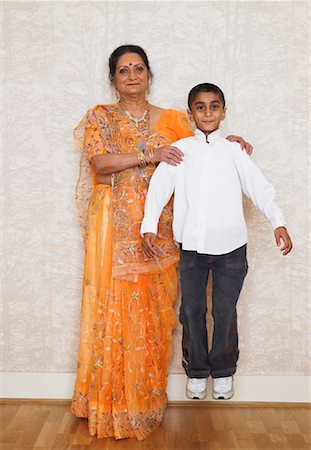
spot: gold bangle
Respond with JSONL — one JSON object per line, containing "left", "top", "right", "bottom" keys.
{"left": 137, "top": 150, "right": 147, "bottom": 167}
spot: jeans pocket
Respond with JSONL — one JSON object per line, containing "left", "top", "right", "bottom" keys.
{"left": 224, "top": 245, "right": 248, "bottom": 275}
{"left": 180, "top": 250, "right": 198, "bottom": 271}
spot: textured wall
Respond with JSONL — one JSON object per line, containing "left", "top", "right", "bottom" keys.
{"left": 1, "top": 1, "right": 309, "bottom": 375}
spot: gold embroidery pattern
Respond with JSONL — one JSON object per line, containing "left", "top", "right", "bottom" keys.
{"left": 72, "top": 106, "right": 193, "bottom": 440}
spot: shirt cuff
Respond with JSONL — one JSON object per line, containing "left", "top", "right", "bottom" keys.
{"left": 270, "top": 212, "right": 286, "bottom": 230}
{"left": 140, "top": 217, "right": 158, "bottom": 236}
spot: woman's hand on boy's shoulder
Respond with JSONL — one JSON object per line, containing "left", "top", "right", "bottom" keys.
{"left": 226, "top": 135, "right": 253, "bottom": 155}
{"left": 274, "top": 227, "right": 293, "bottom": 255}
{"left": 154, "top": 146, "right": 184, "bottom": 166}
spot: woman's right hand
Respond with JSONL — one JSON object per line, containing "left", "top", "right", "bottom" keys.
{"left": 154, "top": 146, "right": 184, "bottom": 166}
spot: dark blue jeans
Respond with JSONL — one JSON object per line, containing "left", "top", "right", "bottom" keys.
{"left": 179, "top": 244, "right": 248, "bottom": 378}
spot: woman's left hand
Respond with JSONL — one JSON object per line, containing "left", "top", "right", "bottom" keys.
{"left": 142, "top": 233, "right": 158, "bottom": 260}
{"left": 226, "top": 135, "right": 253, "bottom": 155}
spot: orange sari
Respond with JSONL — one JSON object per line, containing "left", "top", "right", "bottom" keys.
{"left": 71, "top": 104, "right": 193, "bottom": 440}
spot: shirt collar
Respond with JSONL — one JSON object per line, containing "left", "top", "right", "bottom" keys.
{"left": 195, "top": 128, "right": 221, "bottom": 144}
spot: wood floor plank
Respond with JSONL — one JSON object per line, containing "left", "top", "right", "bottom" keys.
{"left": 0, "top": 403, "right": 19, "bottom": 432}
{"left": 282, "top": 419, "right": 302, "bottom": 434}
{"left": 0, "top": 401, "right": 309, "bottom": 450}
{"left": 72, "top": 420, "right": 93, "bottom": 446}
{"left": 208, "top": 408, "right": 226, "bottom": 432}
{"left": 302, "top": 432, "right": 311, "bottom": 444}
{"left": 258, "top": 408, "right": 282, "bottom": 434}
{"left": 0, "top": 430, "right": 23, "bottom": 448}
{"left": 285, "top": 432, "right": 311, "bottom": 449}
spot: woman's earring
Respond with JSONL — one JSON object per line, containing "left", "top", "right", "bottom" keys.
{"left": 147, "top": 79, "right": 151, "bottom": 96}
{"left": 115, "top": 89, "right": 120, "bottom": 101}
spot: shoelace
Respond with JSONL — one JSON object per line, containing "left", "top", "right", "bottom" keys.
{"left": 188, "top": 379, "right": 206, "bottom": 389}
{"left": 214, "top": 377, "right": 231, "bottom": 390}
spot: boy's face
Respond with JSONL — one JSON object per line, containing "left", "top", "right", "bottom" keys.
{"left": 188, "top": 91, "right": 226, "bottom": 134}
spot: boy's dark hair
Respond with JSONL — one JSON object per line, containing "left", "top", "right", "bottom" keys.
{"left": 188, "top": 83, "right": 226, "bottom": 109}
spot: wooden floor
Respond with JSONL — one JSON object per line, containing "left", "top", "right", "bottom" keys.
{"left": 0, "top": 401, "right": 310, "bottom": 450}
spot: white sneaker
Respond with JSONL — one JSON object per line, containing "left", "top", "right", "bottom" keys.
{"left": 186, "top": 377, "right": 207, "bottom": 400}
{"left": 212, "top": 376, "right": 234, "bottom": 400}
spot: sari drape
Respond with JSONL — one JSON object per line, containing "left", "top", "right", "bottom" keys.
{"left": 71, "top": 104, "right": 193, "bottom": 440}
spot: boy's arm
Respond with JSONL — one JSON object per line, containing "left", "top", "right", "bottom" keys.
{"left": 141, "top": 160, "right": 179, "bottom": 257}
{"left": 233, "top": 148, "right": 292, "bottom": 255}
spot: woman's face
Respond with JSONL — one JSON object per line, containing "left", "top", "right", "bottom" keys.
{"left": 114, "top": 52, "right": 149, "bottom": 98}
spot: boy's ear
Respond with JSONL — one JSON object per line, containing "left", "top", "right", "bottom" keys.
{"left": 221, "top": 106, "right": 227, "bottom": 121}
{"left": 187, "top": 109, "right": 194, "bottom": 123}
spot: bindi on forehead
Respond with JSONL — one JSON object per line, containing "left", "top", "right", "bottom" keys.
{"left": 117, "top": 62, "right": 142, "bottom": 68}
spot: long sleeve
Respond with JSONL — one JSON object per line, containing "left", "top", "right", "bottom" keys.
{"left": 233, "top": 146, "right": 285, "bottom": 229}
{"left": 141, "top": 162, "right": 179, "bottom": 235}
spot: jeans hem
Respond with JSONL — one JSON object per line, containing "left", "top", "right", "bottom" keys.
{"left": 210, "top": 367, "right": 236, "bottom": 378}
{"left": 186, "top": 371, "right": 210, "bottom": 378}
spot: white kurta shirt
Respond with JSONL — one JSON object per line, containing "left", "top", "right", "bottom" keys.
{"left": 141, "top": 129, "right": 285, "bottom": 255}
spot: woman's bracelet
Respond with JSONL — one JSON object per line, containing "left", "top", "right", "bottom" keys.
{"left": 137, "top": 150, "right": 148, "bottom": 167}
{"left": 137, "top": 148, "right": 156, "bottom": 166}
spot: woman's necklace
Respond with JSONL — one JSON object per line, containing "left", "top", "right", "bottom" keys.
{"left": 119, "top": 102, "right": 149, "bottom": 128}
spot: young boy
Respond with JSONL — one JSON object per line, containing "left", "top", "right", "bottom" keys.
{"left": 140, "top": 83, "right": 292, "bottom": 400}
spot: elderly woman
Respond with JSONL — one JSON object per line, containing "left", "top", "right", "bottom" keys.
{"left": 71, "top": 44, "right": 252, "bottom": 441}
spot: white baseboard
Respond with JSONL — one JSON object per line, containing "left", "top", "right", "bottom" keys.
{"left": 0, "top": 372, "right": 310, "bottom": 403}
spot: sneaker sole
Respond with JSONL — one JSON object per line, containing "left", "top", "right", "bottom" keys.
{"left": 186, "top": 389, "right": 207, "bottom": 400}
{"left": 212, "top": 390, "right": 234, "bottom": 400}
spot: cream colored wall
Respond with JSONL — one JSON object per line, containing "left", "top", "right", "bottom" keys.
{"left": 1, "top": 1, "right": 309, "bottom": 378}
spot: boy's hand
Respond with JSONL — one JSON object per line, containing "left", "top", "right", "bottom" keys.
{"left": 142, "top": 233, "right": 158, "bottom": 259}
{"left": 226, "top": 135, "right": 253, "bottom": 155}
{"left": 274, "top": 227, "right": 293, "bottom": 255}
